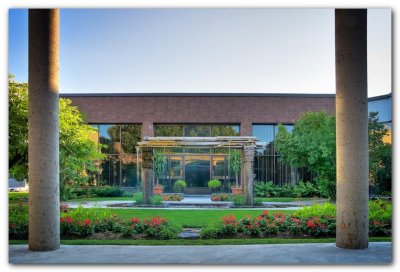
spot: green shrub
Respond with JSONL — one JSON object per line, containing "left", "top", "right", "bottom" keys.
{"left": 157, "top": 224, "right": 183, "bottom": 240}
{"left": 254, "top": 181, "right": 278, "bottom": 197}
{"left": 200, "top": 225, "right": 223, "bottom": 239}
{"left": 293, "top": 202, "right": 336, "bottom": 219}
{"left": 208, "top": 179, "right": 221, "bottom": 191}
{"left": 233, "top": 195, "right": 246, "bottom": 206}
{"left": 173, "top": 180, "right": 187, "bottom": 193}
{"left": 9, "top": 204, "right": 28, "bottom": 239}
{"left": 369, "top": 199, "right": 392, "bottom": 223}
{"left": 92, "top": 186, "right": 125, "bottom": 197}
{"left": 293, "top": 181, "right": 319, "bottom": 198}
{"left": 150, "top": 195, "right": 164, "bottom": 206}
{"left": 133, "top": 192, "right": 143, "bottom": 205}
{"left": 275, "top": 185, "right": 295, "bottom": 198}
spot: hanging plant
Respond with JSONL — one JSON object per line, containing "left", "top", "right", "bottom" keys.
{"left": 229, "top": 150, "right": 242, "bottom": 187}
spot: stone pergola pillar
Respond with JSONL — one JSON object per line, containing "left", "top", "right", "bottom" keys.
{"left": 335, "top": 9, "right": 369, "bottom": 249}
{"left": 141, "top": 147, "right": 153, "bottom": 204}
{"left": 243, "top": 145, "right": 255, "bottom": 206}
{"left": 28, "top": 9, "right": 60, "bottom": 251}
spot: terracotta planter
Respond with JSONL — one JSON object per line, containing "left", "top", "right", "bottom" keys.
{"left": 153, "top": 186, "right": 163, "bottom": 195}
{"left": 231, "top": 186, "right": 243, "bottom": 195}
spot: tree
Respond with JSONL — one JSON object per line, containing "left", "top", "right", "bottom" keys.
{"left": 275, "top": 111, "right": 392, "bottom": 200}
{"left": 228, "top": 150, "right": 242, "bottom": 187}
{"left": 153, "top": 150, "right": 167, "bottom": 186}
{"left": 8, "top": 75, "right": 105, "bottom": 199}
{"left": 275, "top": 111, "right": 336, "bottom": 199}
{"left": 8, "top": 75, "right": 29, "bottom": 181}
{"left": 368, "top": 112, "right": 392, "bottom": 194}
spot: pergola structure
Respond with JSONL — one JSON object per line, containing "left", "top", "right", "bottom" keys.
{"left": 137, "top": 136, "right": 260, "bottom": 205}
{"left": 27, "top": 9, "right": 369, "bottom": 251}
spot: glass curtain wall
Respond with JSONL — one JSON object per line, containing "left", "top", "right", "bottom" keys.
{"left": 252, "top": 124, "right": 314, "bottom": 186}
{"left": 91, "top": 124, "right": 142, "bottom": 187}
{"left": 155, "top": 124, "right": 240, "bottom": 137}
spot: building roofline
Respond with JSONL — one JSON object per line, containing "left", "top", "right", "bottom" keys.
{"left": 60, "top": 92, "right": 336, "bottom": 98}
{"left": 59, "top": 92, "right": 391, "bottom": 100}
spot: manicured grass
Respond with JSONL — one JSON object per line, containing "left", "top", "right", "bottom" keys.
{"left": 107, "top": 209, "right": 294, "bottom": 227}
{"left": 9, "top": 192, "right": 29, "bottom": 201}
{"left": 255, "top": 197, "right": 323, "bottom": 202}
{"left": 9, "top": 237, "right": 391, "bottom": 246}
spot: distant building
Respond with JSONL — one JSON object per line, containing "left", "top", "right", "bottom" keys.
{"left": 9, "top": 177, "right": 29, "bottom": 192}
{"left": 61, "top": 92, "right": 391, "bottom": 193}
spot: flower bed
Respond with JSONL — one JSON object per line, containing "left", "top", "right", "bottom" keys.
{"left": 200, "top": 201, "right": 392, "bottom": 239}
{"left": 162, "top": 194, "right": 183, "bottom": 201}
{"left": 211, "top": 193, "right": 230, "bottom": 202}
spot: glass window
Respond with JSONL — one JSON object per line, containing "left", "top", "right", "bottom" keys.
{"left": 184, "top": 125, "right": 211, "bottom": 137}
{"left": 155, "top": 124, "right": 184, "bottom": 137}
{"left": 368, "top": 96, "right": 392, "bottom": 123}
{"left": 252, "top": 125, "right": 274, "bottom": 155}
{"left": 155, "top": 124, "right": 240, "bottom": 137}
{"left": 211, "top": 125, "right": 240, "bottom": 136}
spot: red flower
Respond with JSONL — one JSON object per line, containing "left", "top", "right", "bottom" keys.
{"left": 291, "top": 218, "right": 301, "bottom": 225}
{"left": 222, "top": 214, "right": 236, "bottom": 225}
{"left": 130, "top": 217, "right": 140, "bottom": 224}
{"left": 83, "top": 219, "right": 91, "bottom": 226}
{"left": 306, "top": 219, "right": 315, "bottom": 229}
{"left": 261, "top": 210, "right": 269, "bottom": 217}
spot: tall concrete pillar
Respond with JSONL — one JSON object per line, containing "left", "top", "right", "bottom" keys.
{"left": 28, "top": 9, "right": 60, "bottom": 251}
{"left": 335, "top": 9, "right": 369, "bottom": 249}
{"left": 141, "top": 147, "right": 153, "bottom": 204}
{"left": 243, "top": 145, "right": 255, "bottom": 206}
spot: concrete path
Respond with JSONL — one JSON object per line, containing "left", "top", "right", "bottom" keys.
{"left": 9, "top": 242, "right": 392, "bottom": 264}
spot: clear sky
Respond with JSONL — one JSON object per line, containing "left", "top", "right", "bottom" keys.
{"left": 8, "top": 8, "right": 391, "bottom": 97}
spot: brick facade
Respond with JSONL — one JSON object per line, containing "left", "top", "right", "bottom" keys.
{"left": 61, "top": 94, "right": 335, "bottom": 137}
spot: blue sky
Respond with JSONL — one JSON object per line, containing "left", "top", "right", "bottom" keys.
{"left": 8, "top": 8, "right": 391, "bottom": 97}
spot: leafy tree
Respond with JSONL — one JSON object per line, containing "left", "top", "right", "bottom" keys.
{"left": 153, "top": 150, "right": 167, "bottom": 186}
{"left": 8, "top": 75, "right": 105, "bottom": 199}
{"left": 275, "top": 111, "right": 392, "bottom": 200}
{"left": 8, "top": 75, "right": 28, "bottom": 181}
{"left": 368, "top": 112, "right": 392, "bottom": 194}
{"left": 275, "top": 111, "right": 336, "bottom": 199}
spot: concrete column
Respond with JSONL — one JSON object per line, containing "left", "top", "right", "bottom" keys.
{"left": 142, "top": 121, "right": 154, "bottom": 138}
{"left": 141, "top": 147, "right": 153, "bottom": 204}
{"left": 240, "top": 120, "right": 252, "bottom": 136}
{"left": 243, "top": 145, "right": 255, "bottom": 206}
{"left": 28, "top": 9, "right": 60, "bottom": 251}
{"left": 335, "top": 9, "right": 369, "bottom": 249}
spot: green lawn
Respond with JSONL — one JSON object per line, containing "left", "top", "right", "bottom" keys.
{"left": 9, "top": 237, "right": 391, "bottom": 246}
{"left": 68, "top": 196, "right": 134, "bottom": 202}
{"left": 104, "top": 209, "right": 294, "bottom": 227}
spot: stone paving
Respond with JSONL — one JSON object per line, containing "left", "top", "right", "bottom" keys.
{"left": 65, "top": 195, "right": 317, "bottom": 210}
{"left": 9, "top": 242, "right": 392, "bottom": 264}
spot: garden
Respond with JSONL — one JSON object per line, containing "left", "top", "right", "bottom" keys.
{"left": 9, "top": 192, "right": 392, "bottom": 244}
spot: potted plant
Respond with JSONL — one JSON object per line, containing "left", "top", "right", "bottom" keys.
{"left": 208, "top": 179, "right": 221, "bottom": 193}
{"left": 153, "top": 151, "right": 167, "bottom": 195}
{"left": 173, "top": 179, "right": 187, "bottom": 193}
{"left": 229, "top": 150, "right": 243, "bottom": 195}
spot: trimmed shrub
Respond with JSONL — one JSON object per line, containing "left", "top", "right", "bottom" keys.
{"left": 92, "top": 186, "right": 125, "bottom": 197}
{"left": 150, "top": 195, "right": 164, "bottom": 206}
{"left": 133, "top": 192, "right": 143, "bottom": 205}
{"left": 208, "top": 179, "right": 221, "bottom": 191}
{"left": 200, "top": 225, "right": 223, "bottom": 239}
{"left": 233, "top": 195, "right": 246, "bottom": 206}
{"left": 173, "top": 180, "right": 187, "bottom": 193}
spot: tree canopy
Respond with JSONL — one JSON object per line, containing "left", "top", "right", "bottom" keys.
{"left": 275, "top": 110, "right": 392, "bottom": 199}
{"left": 8, "top": 75, "right": 105, "bottom": 198}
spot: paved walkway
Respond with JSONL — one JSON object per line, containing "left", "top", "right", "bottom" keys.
{"left": 9, "top": 242, "right": 392, "bottom": 264}
{"left": 65, "top": 196, "right": 320, "bottom": 210}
